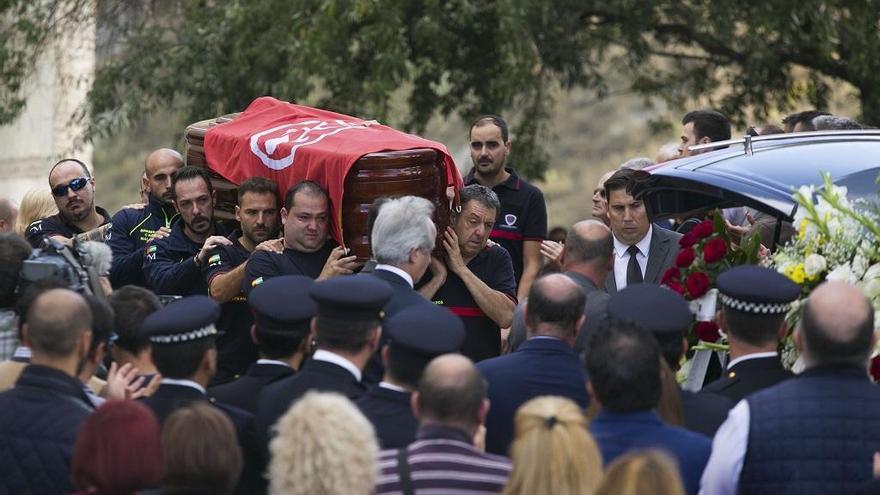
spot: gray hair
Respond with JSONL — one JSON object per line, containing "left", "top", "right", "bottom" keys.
{"left": 459, "top": 184, "right": 501, "bottom": 213}
{"left": 813, "top": 115, "right": 862, "bottom": 131}
{"left": 371, "top": 196, "right": 435, "bottom": 265}
{"left": 620, "top": 157, "right": 655, "bottom": 171}
{"left": 655, "top": 142, "right": 680, "bottom": 163}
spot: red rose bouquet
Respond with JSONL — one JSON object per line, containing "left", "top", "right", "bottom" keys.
{"left": 662, "top": 210, "right": 761, "bottom": 345}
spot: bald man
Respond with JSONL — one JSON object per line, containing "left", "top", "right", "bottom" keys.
{"left": 0, "top": 199, "right": 17, "bottom": 233}
{"left": 107, "top": 148, "right": 184, "bottom": 287}
{"left": 0, "top": 288, "right": 94, "bottom": 494}
{"left": 701, "top": 282, "right": 880, "bottom": 495}
{"left": 375, "top": 354, "right": 512, "bottom": 495}
{"left": 478, "top": 273, "right": 589, "bottom": 455}
{"left": 25, "top": 158, "right": 111, "bottom": 248}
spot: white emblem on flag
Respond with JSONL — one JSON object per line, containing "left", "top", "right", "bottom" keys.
{"left": 249, "top": 119, "right": 376, "bottom": 170}
{"left": 504, "top": 214, "right": 517, "bottom": 226}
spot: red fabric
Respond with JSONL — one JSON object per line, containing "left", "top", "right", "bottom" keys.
{"left": 489, "top": 229, "right": 524, "bottom": 241}
{"left": 204, "top": 97, "right": 463, "bottom": 243}
{"left": 447, "top": 306, "right": 487, "bottom": 318}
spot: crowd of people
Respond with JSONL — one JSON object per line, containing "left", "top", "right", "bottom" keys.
{"left": 0, "top": 109, "right": 877, "bottom": 495}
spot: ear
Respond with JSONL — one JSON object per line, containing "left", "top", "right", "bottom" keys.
{"left": 793, "top": 327, "right": 805, "bottom": 355}
{"left": 21, "top": 323, "right": 31, "bottom": 348}
{"left": 235, "top": 205, "right": 242, "bottom": 223}
{"left": 586, "top": 380, "right": 599, "bottom": 406}
{"left": 477, "top": 398, "right": 490, "bottom": 426}
{"left": 309, "top": 318, "right": 318, "bottom": 348}
{"left": 776, "top": 320, "right": 788, "bottom": 342}
{"left": 697, "top": 135, "right": 712, "bottom": 146}
{"left": 203, "top": 347, "right": 217, "bottom": 376}
{"left": 141, "top": 173, "right": 150, "bottom": 193}
{"left": 79, "top": 330, "right": 93, "bottom": 359}
{"left": 504, "top": 140, "right": 512, "bottom": 154}
{"left": 211, "top": 189, "right": 217, "bottom": 207}
{"left": 574, "top": 314, "right": 586, "bottom": 337}
{"left": 369, "top": 325, "right": 382, "bottom": 352}
{"left": 280, "top": 207, "right": 289, "bottom": 226}
{"left": 381, "top": 344, "right": 391, "bottom": 368}
{"left": 410, "top": 391, "right": 421, "bottom": 419}
{"left": 408, "top": 247, "right": 420, "bottom": 265}
{"left": 249, "top": 324, "right": 258, "bottom": 345}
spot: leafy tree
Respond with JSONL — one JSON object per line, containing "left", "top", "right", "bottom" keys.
{"left": 4, "top": 1, "right": 880, "bottom": 179}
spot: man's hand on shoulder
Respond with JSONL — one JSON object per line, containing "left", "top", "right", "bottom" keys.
{"left": 197, "top": 235, "right": 232, "bottom": 265}
{"left": 254, "top": 238, "right": 284, "bottom": 254}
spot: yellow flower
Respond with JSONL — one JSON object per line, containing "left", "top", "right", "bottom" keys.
{"left": 798, "top": 219, "right": 809, "bottom": 240}
{"left": 785, "top": 263, "right": 806, "bottom": 284}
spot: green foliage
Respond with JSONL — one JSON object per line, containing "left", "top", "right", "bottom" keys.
{"left": 5, "top": 1, "right": 880, "bottom": 179}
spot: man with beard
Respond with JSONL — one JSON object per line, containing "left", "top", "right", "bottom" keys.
{"left": 107, "top": 148, "right": 183, "bottom": 288}
{"left": 464, "top": 115, "right": 547, "bottom": 302}
{"left": 203, "top": 177, "right": 282, "bottom": 383}
{"left": 143, "top": 166, "right": 227, "bottom": 296}
{"left": 242, "top": 180, "right": 360, "bottom": 293}
{"left": 418, "top": 184, "right": 517, "bottom": 362}
{"left": 26, "top": 158, "right": 111, "bottom": 248}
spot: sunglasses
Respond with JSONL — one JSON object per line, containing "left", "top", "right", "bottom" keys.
{"left": 51, "top": 177, "right": 89, "bottom": 197}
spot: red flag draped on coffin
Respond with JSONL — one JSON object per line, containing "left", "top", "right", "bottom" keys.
{"left": 203, "top": 96, "right": 462, "bottom": 243}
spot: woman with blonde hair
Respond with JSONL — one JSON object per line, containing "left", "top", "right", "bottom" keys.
{"left": 15, "top": 187, "right": 57, "bottom": 236}
{"left": 501, "top": 396, "right": 603, "bottom": 495}
{"left": 594, "top": 449, "right": 685, "bottom": 495}
{"left": 269, "top": 391, "right": 378, "bottom": 495}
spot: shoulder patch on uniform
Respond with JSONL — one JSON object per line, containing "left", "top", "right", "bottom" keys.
{"left": 251, "top": 276, "right": 264, "bottom": 288}
{"left": 146, "top": 245, "right": 157, "bottom": 254}
{"left": 28, "top": 220, "right": 43, "bottom": 233}
{"left": 208, "top": 254, "right": 221, "bottom": 265}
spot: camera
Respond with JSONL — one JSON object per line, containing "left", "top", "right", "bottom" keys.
{"left": 17, "top": 237, "right": 104, "bottom": 297}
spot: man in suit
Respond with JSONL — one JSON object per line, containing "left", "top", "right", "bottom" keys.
{"left": 356, "top": 302, "right": 465, "bottom": 449}
{"left": 364, "top": 195, "right": 437, "bottom": 383}
{"left": 509, "top": 219, "right": 613, "bottom": 354}
{"left": 255, "top": 274, "right": 392, "bottom": 454}
{"left": 603, "top": 168, "right": 682, "bottom": 293}
{"left": 209, "top": 275, "right": 315, "bottom": 414}
{"left": 701, "top": 281, "right": 880, "bottom": 494}
{"left": 608, "top": 284, "right": 733, "bottom": 437}
{"left": 139, "top": 295, "right": 261, "bottom": 494}
{"left": 587, "top": 321, "right": 711, "bottom": 495}
{"left": 700, "top": 265, "right": 800, "bottom": 403}
{"left": 479, "top": 273, "right": 590, "bottom": 456}
{"left": 0, "top": 288, "right": 95, "bottom": 495}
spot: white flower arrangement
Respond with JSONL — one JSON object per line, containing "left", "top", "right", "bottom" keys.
{"left": 769, "top": 173, "right": 880, "bottom": 369}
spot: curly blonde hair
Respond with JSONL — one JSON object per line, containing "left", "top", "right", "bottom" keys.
{"left": 15, "top": 187, "right": 57, "bottom": 236}
{"left": 594, "top": 449, "right": 685, "bottom": 495}
{"left": 269, "top": 391, "right": 378, "bottom": 495}
{"left": 501, "top": 396, "right": 603, "bottom": 495}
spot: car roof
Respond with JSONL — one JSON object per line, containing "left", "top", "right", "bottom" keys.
{"left": 644, "top": 130, "right": 880, "bottom": 221}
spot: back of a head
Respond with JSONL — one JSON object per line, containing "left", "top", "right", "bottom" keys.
{"left": 595, "top": 450, "right": 685, "bottom": 495}
{"left": 524, "top": 274, "right": 585, "bottom": 339}
{"left": 800, "top": 281, "right": 874, "bottom": 367}
{"left": 417, "top": 354, "right": 486, "bottom": 429}
{"left": 15, "top": 187, "right": 57, "bottom": 236}
{"left": 562, "top": 220, "right": 612, "bottom": 268}
{"left": 813, "top": 115, "right": 863, "bottom": 131}
{"left": 109, "top": 285, "right": 162, "bottom": 355}
{"left": 682, "top": 110, "right": 731, "bottom": 143}
{"left": 782, "top": 109, "right": 830, "bottom": 132}
{"left": 83, "top": 293, "right": 115, "bottom": 357}
{"left": 371, "top": 195, "right": 435, "bottom": 265}
{"left": 0, "top": 233, "right": 31, "bottom": 308}
{"left": 162, "top": 402, "right": 242, "bottom": 495}
{"left": 722, "top": 305, "right": 785, "bottom": 348}
{"left": 72, "top": 400, "right": 164, "bottom": 495}
{"left": 269, "top": 392, "right": 378, "bottom": 495}
{"left": 26, "top": 288, "right": 92, "bottom": 359}
{"left": 501, "top": 396, "right": 602, "bottom": 495}
{"left": 585, "top": 322, "right": 661, "bottom": 413}
{"left": 619, "top": 157, "right": 655, "bottom": 171}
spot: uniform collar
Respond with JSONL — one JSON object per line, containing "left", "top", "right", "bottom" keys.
{"left": 148, "top": 194, "right": 178, "bottom": 224}
{"left": 58, "top": 205, "right": 112, "bottom": 234}
{"left": 161, "top": 377, "right": 207, "bottom": 394}
{"left": 465, "top": 167, "right": 521, "bottom": 191}
{"left": 727, "top": 351, "right": 778, "bottom": 370}
{"left": 378, "top": 381, "right": 408, "bottom": 393}
{"left": 312, "top": 349, "right": 362, "bottom": 382}
{"left": 256, "top": 358, "right": 292, "bottom": 368}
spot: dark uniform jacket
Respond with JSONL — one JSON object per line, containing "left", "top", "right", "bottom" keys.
{"left": 680, "top": 388, "right": 733, "bottom": 437}
{"left": 142, "top": 220, "right": 226, "bottom": 296}
{"left": 355, "top": 384, "right": 417, "bottom": 449}
{"left": 255, "top": 356, "right": 365, "bottom": 458}
{"left": 477, "top": 337, "right": 589, "bottom": 456}
{"left": 363, "top": 267, "right": 434, "bottom": 384}
{"left": 25, "top": 206, "right": 112, "bottom": 248}
{"left": 141, "top": 382, "right": 263, "bottom": 495}
{"left": 0, "top": 365, "right": 94, "bottom": 495}
{"left": 107, "top": 194, "right": 178, "bottom": 288}
{"left": 208, "top": 362, "right": 294, "bottom": 415}
{"left": 701, "top": 354, "right": 792, "bottom": 403}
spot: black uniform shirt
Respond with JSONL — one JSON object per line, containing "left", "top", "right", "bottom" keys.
{"left": 242, "top": 241, "right": 336, "bottom": 295}
{"left": 25, "top": 206, "right": 112, "bottom": 248}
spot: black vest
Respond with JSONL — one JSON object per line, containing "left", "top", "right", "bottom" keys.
{"left": 739, "top": 366, "right": 880, "bottom": 495}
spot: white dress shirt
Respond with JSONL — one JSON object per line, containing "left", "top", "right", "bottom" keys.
{"left": 375, "top": 264, "right": 414, "bottom": 288}
{"left": 613, "top": 225, "right": 653, "bottom": 290}
{"left": 312, "top": 349, "right": 362, "bottom": 382}
{"left": 699, "top": 400, "right": 750, "bottom": 495}
{"left": 257, "top": 358, "right": 292, "bottom": 368}
{"left": 378, "top": 381, "right": 407, "bottom": 393}
{"left": 161, "top": 377, "right": 207, "bottom": 394}
{"left": 726, "top": 351, "right": 779, "bottom": 370}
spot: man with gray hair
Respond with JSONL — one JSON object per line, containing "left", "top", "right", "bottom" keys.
{"left": 0, "top": 288, "right": 95, "bottom": 494}
{"left": 419, "top": 184, "right": 516, "bottom": 362}
{"left": 364, "top": 195, "right": 438, "bottom": 383}
{"left": 813, "top": 114, "right": 863, "bottom": 131}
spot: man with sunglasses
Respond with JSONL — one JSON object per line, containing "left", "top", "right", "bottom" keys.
{"left": 107, "top": 148, "right": 184, "bottom": 288}
{"left": 25, "top": 158, "right": 112, "bottom": 248}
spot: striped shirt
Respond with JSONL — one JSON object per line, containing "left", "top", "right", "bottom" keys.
{"left": 375, "top": 424, "right": 512, "bottom": 495}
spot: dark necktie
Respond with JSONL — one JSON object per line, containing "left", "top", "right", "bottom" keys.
{"left": 627, "top": 244, "right": 643, "bottom": 285}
